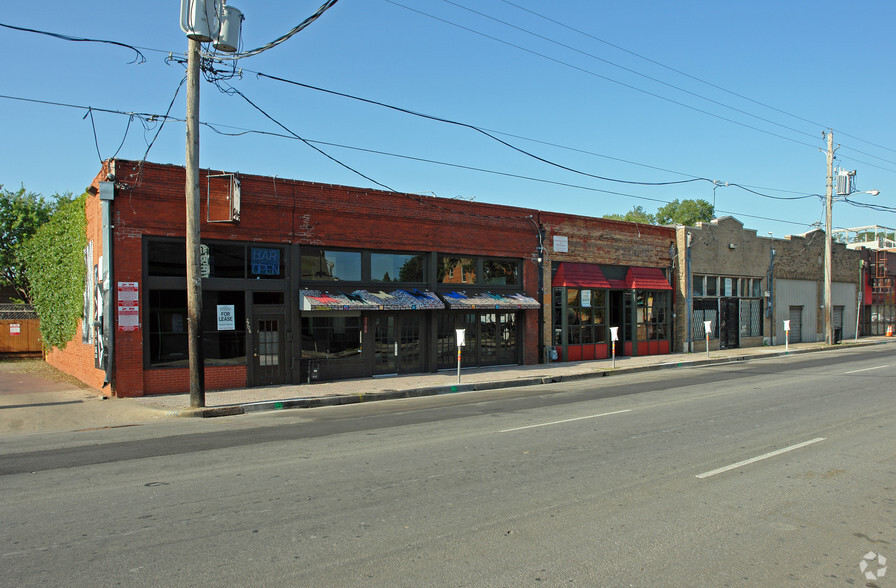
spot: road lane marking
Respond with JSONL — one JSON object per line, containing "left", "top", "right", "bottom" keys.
{"left": 499, "top": 409, "right": 631, "bottom": 433}
{"left": 696, "top": 437, "right": 826, "bottom": 479}
{"left": 844, "top": 365, "right": 890, "bottom": 374}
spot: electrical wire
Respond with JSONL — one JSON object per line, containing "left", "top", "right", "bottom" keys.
{"left": 0, "top": 90, "right": 850, "bottom": 227}
{"left": 215, "top": 81, "right": 397, "bottom": 192}
{"left": 441, "top": 0, "right": 823, "bottom": 146}
{"left": 0, "top": 22, "right": 146, "bottom": 64}
{"left": 383, "top": 1, "right": 896, "bottom": 173}
{"left": 119, "top": 76, "right": 187, "bottom": 190}
{"left": 254, "top": 70, "right": 828, "bottom": 204}
{"left": 382, "top": 1, "right": 822, "bottom": 152}
{"left": 496, "top": 0, "right": 896, "bottom": 159}
{"left": 255, "top": 72, "right": 706, "bottom": 188}
{"left": 213, "top": 0, "right": 340, "bottom": 60}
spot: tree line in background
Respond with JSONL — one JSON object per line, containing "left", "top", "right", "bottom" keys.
{"left": 1, "top": 184, "right": 86, "bottom": 350}
{"left": 603, "top": 198, "right": 715, "bottom": 226}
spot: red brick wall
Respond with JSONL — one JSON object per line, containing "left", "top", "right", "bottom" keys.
{"left": 49, "top": 160, "right": 674, "bottom": 395}
{"left": 45, "top": 165, "right": 108, "bottom": 391}
{"left": 539, "top": 211, "right": 676, "bottom": 353}
{"left": 144, "top": 365, "right": 247, "bottom": 395}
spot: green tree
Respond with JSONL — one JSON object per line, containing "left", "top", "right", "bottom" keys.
{"left": 0, "top": 185, "right": 56, "bottom": 302}
{"left": 603, "top": 205, "right": 655, "bottom": 224}
{"left": 18, "top": 193, "right": 87, "bottom": 350}
{"left": 654, "top": 199, "right": 714, "bottom": 226}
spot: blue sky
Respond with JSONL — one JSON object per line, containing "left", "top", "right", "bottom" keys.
{"left": 2, "top": 1, "right": 894, "bottom": 238}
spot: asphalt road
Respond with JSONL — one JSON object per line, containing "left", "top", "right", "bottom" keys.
{"left": 2, "top": 345, "right": 894, "bottom": 586}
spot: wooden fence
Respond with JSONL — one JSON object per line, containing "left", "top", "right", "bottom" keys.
{"left": 0, "top": 305, "right": 42, "bottom": 356}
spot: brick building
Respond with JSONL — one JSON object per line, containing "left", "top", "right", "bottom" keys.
{"left": 541, "top": 212, "right": 676, "bottom": 361}
{"left": 46, "top": 159, "right": 685, "bottom": 397}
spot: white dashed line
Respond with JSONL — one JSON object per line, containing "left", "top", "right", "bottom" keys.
{"left": 696, "top": 437, "right": 827, "bottom": 479}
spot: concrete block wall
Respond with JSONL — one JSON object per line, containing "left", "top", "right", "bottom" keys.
{"left": 673, "top": 218, "right": 774, "bottom": 352}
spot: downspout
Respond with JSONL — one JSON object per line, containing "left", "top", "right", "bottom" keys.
{"left": 686, "top": 231, "right": 693, "bottom": 352}
{"left": 767, "top": 247, "right": 775, "bottom": 345}
{"left": 98, "top": 174, "right": 115, "bottom": 390}
{"left": 528, "top": 214, "right": 545, "bottom": 364}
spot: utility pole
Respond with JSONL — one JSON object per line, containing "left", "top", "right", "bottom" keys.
{"left": 186, "top": 37, "right": 205, "bottom": 407}
{"left": 823, "top": 130, "right": 834, "bottom": 346}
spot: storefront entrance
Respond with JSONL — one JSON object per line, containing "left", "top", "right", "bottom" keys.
{"left": 251, "top": 313, "right": 286, "bottom": 386}
{"left": 373, "top": 313, "right": 424, "bottom": 375}
{"left": 719, "top": 298, "right": 739, "bottom": 349}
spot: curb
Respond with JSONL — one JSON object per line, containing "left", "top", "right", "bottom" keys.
{"left": 178, "top": 339, "right": 884, "bottom": 419}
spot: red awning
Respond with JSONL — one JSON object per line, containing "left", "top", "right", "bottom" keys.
{"left": 552, "top": 263, "right": 612, "bottom": 288}
{"left": 625, "top": 267, "right": 672, "bottom": 290}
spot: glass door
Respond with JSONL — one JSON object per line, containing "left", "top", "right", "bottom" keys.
{"left": 373, "top": 314, "right": 424, "bottom": 375}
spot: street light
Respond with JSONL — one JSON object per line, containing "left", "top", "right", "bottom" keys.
{"left": 823, "top": 131, "right": 880, "bottom": 345}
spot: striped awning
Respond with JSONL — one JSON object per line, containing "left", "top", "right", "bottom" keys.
{"left": 440, "top": 291, "right": 540, "bottom": 310}
{"left": 301, "top": 289, "right": 445, "bottom": 311}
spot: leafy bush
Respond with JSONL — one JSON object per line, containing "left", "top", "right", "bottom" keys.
{"left": 19, "top": 194, "right": 87, "bottom": 350}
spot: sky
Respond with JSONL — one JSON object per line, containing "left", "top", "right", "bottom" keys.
{"left": 2, "top": 0, "right": 895, "bottom": 239}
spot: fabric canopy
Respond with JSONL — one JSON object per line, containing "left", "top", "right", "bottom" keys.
{"left": 440, "top": 291, "right": 540, "bottom": 310}
{"left": 301, "top": 289, "right": 445, "bottom": 311}
{"left": 551, "top": 263, "right": 612, "bottom": 288}
{"left": 552, "top": 263, "right": 671, "bottom": 291}
{"left": 625, "top": 267, "right": 672, "bottom": 290}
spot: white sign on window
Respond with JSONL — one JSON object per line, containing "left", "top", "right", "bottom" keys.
{"left": 581, "top": 290, "right": 591, "bottom": 308}
{"left": 217, "top": 305, "right": 236, "bottom": 331}
{"left": 553, "top": 235, "right": 568, "bottom": 253}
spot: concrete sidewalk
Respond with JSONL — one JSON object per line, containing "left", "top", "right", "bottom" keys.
{"left": 135, "top": 336, "right": 895, "bottom": 418}
{"left": 2, "top": 338, "right": 891, "bottom": 437}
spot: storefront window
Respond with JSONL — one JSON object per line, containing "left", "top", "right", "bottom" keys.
{"left": 148, "top": 289, "right": 246, "bottom": 366}
{"left": 301, "top": 315, "right": 361, "bottom": 359}
{"left": 205, "top": 243, "right": 245, "bottom": 278}
{"left": 564, "top": 288, "right": 607, "bottom": 345}
{"left": 372, "top": 253, "right": 425, "bottom": 282}
{"left": 438, "top": 256, "right": 476, "bottom": 284}
{"left": 148, "top": 241, "right": 186, "bottom": 277}
{"left": 692, "top": 275, "right": 704, "bottom": 297}
{"left": 483, "top": 259, "right": 519, "bottom": 285}
{"left": 249, "top": 246, "right": 285, "bottom": 279}
{"left": 636, "top": 291, "right": 669, "bottom": 341}
{"left": 301, "top": 249, "right": 361, "bottom": 281}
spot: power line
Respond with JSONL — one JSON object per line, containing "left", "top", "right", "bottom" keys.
{"left": 382, "top": 0, "right": 896, "bottom": 173}
{"left": 0, "top": 22, "right": 145, "bottom": 63}
{"left": 440, "top": 0, "right": 823, "bottom": 146}
{"left": 255, "top": 71, "right": 707, "bottom": 188}
{"left": 0, "top": 91, "right": 843, "bottom": 227}
{"left": 212, "top": 0, "right": 341, "bottom": 60}
{"left": 496, "top": 0, "right": 896, "bottom": 159}
{"left": 214, "top": 82, "right": 397, "bottom": 192}
{"left": 382, "top": 1, "right": 822, "bottom": 151}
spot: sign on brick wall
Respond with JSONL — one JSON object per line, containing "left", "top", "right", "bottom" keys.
{"left": 118, "top": 282, "right": 139, "bottom": 331}
{"left": 553, "top": 235, "right": 568, "bottom": 253}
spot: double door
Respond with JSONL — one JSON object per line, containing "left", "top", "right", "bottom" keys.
{"left": 373, "top": 313, "right": 423, "bottom": 375}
